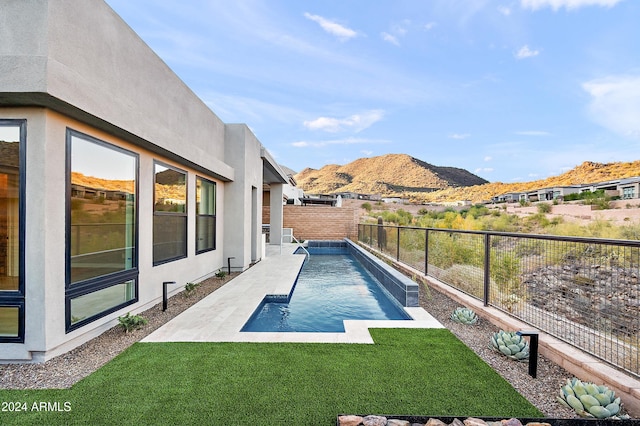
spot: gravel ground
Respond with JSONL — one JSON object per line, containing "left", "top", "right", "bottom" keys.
{"left": 0, "top": 273, "right": 238, "bottom": 390}
{"left": 0, "top": 272, "right": 579, "bottom": 418}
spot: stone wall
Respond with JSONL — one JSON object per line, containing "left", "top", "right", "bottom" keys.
{"left": 263, "top": 205, "right": 360, "bottom": 241}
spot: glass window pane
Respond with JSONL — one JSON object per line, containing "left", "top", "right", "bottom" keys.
{"left": 0, "top": 126, "right": 20, "bottom": 292}
{"left": 196, "top": 216, "right": 216, "bottom": 252}
{"left": 196, "top": 178, "right": 215, "bottom": 215}
{"left": 154, "top": 164, "right": 186, "bottom": 213}
{"left": 70, "top": 134, "right": 137, "bottom": 284}
{"left": 0, "top": 306, "right": 19, "bottom": 337}
{"left": 153, "top": 215, "right": 187, "bottom": 264}
{"left": 70, "top": 281, "right": 135, "bottom": 325}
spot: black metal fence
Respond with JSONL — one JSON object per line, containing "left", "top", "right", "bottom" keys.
{"left": 358, "top": 223, "right": 640, "bottom": 379}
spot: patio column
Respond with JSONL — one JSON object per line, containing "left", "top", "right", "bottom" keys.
{"left": 270, "top": 183, "right": 284, "bottom": 245}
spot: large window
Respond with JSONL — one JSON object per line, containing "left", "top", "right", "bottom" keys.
{"left": 153, "top": 162, "right": 187, "bottom": 265}
{"left": 66, "top": 130, "right": 138, "bottom": 331}
{"left": 196, "top": 177, "right": 216, "bottom": 253}
{"left": 0, "top": 120, "right": 25, "bottom": 342}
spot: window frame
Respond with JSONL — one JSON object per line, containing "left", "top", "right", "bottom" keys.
{"left": 195, "top": 176, "right": 216, "bottom": 254}
{"left": 65, "top": 129, "right": 139, "bottom": 332}
{"left": 153, "top": 161, "right": 188, "bottom": 266}
{"left": 0, "top": 119, "right": 26, "bottom": 343}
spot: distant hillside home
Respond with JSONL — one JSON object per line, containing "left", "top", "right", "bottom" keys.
{"left": 493, "top": 179, "right": 640, "bottom": 204}
{"left": 335, "top": 192, "right": 382, "bottom": 201}
{"left": 301, "top": 194, "right": 342, "bottom": 207}
{"left": 519, "top": 185, "right": 583, "bottom": 202}
{"left": 0, "top": 0, "right": 289, "bottom": 362}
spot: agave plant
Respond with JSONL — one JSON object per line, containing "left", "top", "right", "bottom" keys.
{"left": 557, "top": 378, "right": 627, "bottom": 419}
{"left": 450, "top": 307, "right": 478, "bottom": 325}
{"left": 490, "top": 330, "right": 529, "bottom": 361}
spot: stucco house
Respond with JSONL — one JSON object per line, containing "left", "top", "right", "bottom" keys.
{"left": 0, "top": 0, "right": 288, "bottom": 362}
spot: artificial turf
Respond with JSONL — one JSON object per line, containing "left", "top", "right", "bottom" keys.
{"left": 0, "top": 328, "right": 543, "bottom": 425}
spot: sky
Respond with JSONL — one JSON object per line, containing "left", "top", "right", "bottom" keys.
{"left": 104, "top": 0, "right": 640, "bottom": 183}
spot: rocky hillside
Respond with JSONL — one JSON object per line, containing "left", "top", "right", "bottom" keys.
{"left": 294, "top": 154, "right": 488, "bottom": 195}
{"left": 417, "top": 160, "right": 640, "bottom": 203}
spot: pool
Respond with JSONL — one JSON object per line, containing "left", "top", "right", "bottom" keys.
{"left": 241, "top": 244, "right": 412, "bottom": 333}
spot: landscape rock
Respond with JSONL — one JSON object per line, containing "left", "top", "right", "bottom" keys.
{"left": 425, "top": 419, "right": 448, "bottom": 426}
{"left": 363, "top": 415, "right": 388, "bottom": 426}
{"left": 339, "top": 415, "right": 364, "bottom": 426}
{"left": 464, "top": 417, "right": 489, "bottom": 426}
{"left": 501, "top": 418, "right": 523, "bottom": 426}
{"left": 387, "top": 420, "right": 411, "bottom": 426}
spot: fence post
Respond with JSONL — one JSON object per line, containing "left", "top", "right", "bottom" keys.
{"left": 396, "top": 227, "right": 400, "bottom": 261}
{"left": 483, "top": 233, "right": 490, "bottom": 307}
{"left": 424, "top": 229, "right": 429, "bottom": 276}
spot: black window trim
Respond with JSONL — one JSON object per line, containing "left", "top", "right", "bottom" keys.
{"left": 64, "top": 128, "right": 139, "bottom": 333}
{"left": 153, "top": 160, "right": 188, "bottom": 266}
{"left": 195, "top": 176, "right": 216, "bottom": 255}
{"left": 0, "top": 119, "right": 26, "bottom": 343}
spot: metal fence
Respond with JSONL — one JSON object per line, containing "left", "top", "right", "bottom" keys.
{"left": 358, "top": 223, "right": 640, "bottom": 379}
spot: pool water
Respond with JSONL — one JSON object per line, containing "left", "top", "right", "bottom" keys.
{"left": 241, "top": 253, "right": 411, "bottom": 332}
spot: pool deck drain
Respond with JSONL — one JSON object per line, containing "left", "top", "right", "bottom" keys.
{"left": 142, "top": 244, "right": 443, "bottom": 344}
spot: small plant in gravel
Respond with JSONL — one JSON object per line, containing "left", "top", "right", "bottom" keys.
{"left": 117, "top": 312, "right": 148, "bottom": 333}
{"left": 490, "top": 330, "right": 529, "bottom": 361}
{"left": 183, "top": 282, "right": 200, "bottom": 297}
{"left": 449, "top": 307, "right": 478, "bottom": 325}
{"left": 215, "top": 270, "right": 227, "bottom": 279}
{"left": 557, "top": 377, "right": 629, "bottom": 419}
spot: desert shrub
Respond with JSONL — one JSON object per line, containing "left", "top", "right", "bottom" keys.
{"left": 537, "top": 203, "right": 552, "bottom": 214}
{"left": 361, "top": 202, "right": 372, "bottom": 212}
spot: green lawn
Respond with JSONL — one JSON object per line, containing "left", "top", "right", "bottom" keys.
{"left": 0, "top": 329, "right": 542, "bottom": 425}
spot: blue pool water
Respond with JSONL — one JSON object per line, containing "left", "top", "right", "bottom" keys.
{"left": 241, "top": 252, "right": 411, "bottom": 332}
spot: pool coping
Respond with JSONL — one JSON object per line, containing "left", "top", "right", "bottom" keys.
{"left": 142, "top": 242, "right": 443, "bottom": 344}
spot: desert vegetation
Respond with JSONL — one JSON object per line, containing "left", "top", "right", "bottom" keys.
{"left": 364, "top": 204, "right": 640, "bottom": 240}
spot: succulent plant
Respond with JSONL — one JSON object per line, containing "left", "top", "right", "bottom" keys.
{"left": 450, "top": 307, "right": 478, "bottom": 325}
{"left": 490, "top": 330, "right": 529, "bottom": 361}
{"left": 557, "top": 378, "right": 627, "bottom": 419}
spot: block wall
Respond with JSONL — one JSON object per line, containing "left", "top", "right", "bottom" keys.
{"left": 263, "top": 206, "right": 360, "bottom": 241}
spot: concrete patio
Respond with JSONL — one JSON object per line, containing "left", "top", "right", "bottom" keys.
{"left": 142, "top": 243, "right": 443, "bottom": 344}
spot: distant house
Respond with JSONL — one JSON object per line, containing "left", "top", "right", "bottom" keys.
{"left": 491, "top": 192, "right": 522, "bottom": 203}
{"left": 301, "top": 194, "right": 342, "bottom": 207}
{"left": 619, "top": 177, "right": 640, "bottom": 200}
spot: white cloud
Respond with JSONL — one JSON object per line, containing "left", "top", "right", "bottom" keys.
{"left": 515, "top": 130, "right": 551, "bottom": 136}
{"left": 448, "top": 133, "right": 470, "bottom": 139}
{"left": 582, "top": 75, "right": 640, "bottom": 139}
{"left": 303, "top": 110, "right": 385, "bottom": 133}
{"left": 475, "top": 167, "right": 494, "bottom": 173}
{"left": 484, "top": 156, "right": 493, "bottom": 162}
{"left": 304, "top": 13, "right": 357, "bottom": 41}
{"left": 424, "top": 22, "right": 437, "bottom": 30}
{"left": 361, "top": 150, "right": 374, "bottom": 156}
{"left": 381, "top": 32, "right": 400, "bottom": 46}
{"left": 515, "top": 45, "right": 540, "bottom": 59}
{"left": 291, "top": 137, "right": 389, "bottom": 148}
{"left": 521, "top": 0, "right": 623, "bottom": 11}
{"left": 498, "top": 6, "right": 512, "bottom": 15}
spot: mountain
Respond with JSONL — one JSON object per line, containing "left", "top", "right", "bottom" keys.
{"left": 294, "top": 154, "right": 488, "bottom": 195}
{"left": 416, "top": 160, "right": 640, "bottom": 203}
